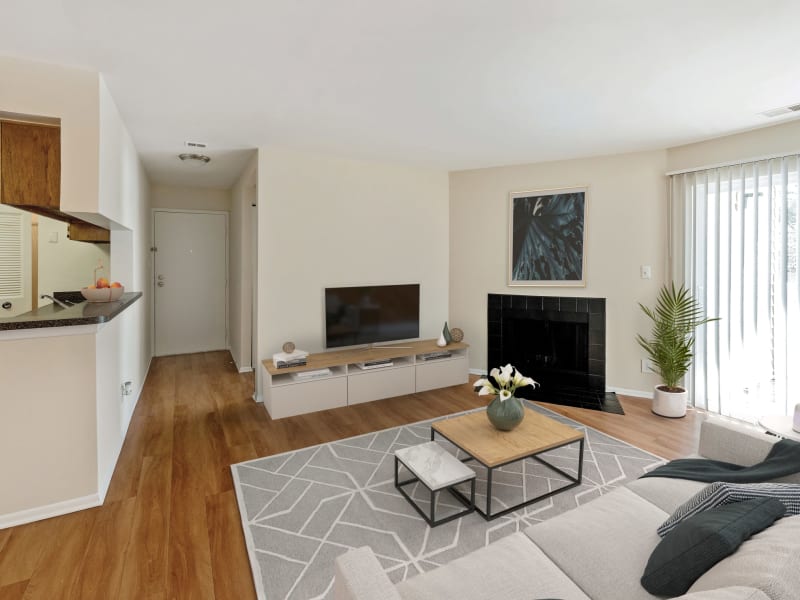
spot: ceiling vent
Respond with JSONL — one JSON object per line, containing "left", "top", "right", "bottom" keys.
{"left": 761, "top": 104, "right": 800, "bottom": 118}
{"left": 184, "top": 141, "right": 208, "bottom": 149}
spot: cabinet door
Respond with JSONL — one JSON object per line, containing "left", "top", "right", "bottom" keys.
{"left": 0, "top": 121, "right": 61, "bottom": 209}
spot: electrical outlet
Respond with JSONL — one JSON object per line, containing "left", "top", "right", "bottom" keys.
{"left": 640, "top": 265, "right": 652, "bottom": 279}
{"left": 641, "top": 359, "right": 655, "bottom": 374}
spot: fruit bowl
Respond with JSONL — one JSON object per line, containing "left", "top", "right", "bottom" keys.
{"left": 81, "top": 286, "right": 124, "bottom": 303}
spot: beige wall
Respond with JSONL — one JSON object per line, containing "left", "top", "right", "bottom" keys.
{"left": 256, "top": 149, "right": 450, "bottom": 384}
{"left": 151, "top": 183, "right": 231, "bottom": 212}
{"left": 0, "top": 62, "right": 151, "bottom": 524}
{"left": 667, "top": 118, "right": 800, "bottom": 173}
{"left": 450, "top": 150, "right": 668, "bottom": 395}
{"left": 0, "top": 333, "right": 97, "bottom": 516}
{"left": 229, "top": 154, "right": 257, "bottom": 372}
{"left": 0, "top": 56, "right": 100, "bottom": 219}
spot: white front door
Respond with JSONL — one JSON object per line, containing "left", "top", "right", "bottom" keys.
{"left": 153, "top": 210, "right": 227, "bottom": 356}
{"left": 0, "top": 205, "right": 32, "bottom": 317}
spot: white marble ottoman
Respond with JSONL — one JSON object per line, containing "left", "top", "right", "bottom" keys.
{"left": 394, "top": 440, "right": 476, "bottom": 527}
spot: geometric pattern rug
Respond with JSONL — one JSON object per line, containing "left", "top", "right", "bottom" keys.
{"left": 231, "top": 402, "right": 664, "bottom": 600}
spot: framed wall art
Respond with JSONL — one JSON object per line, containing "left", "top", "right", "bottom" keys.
{"left": 508, "top": 186, "right": 587, "bottom": 286}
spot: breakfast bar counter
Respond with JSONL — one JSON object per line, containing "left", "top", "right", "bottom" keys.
{"left": 0, "top": 292, "right": 142, "bottom": 332}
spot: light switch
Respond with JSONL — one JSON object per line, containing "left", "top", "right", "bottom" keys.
{"left": 49, "top": 232, "right": 58, "bottom": 243}
{"left": 640, "top": 265, "right": 652, "bottom": 279}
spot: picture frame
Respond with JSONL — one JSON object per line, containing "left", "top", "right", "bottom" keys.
{"left": 508, "top": 186, "right": 588, "bottom": 286}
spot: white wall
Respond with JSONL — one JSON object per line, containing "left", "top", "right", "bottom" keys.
{"left": 100, "top": 80, "right": 151, "bottom": 497}
{"left": 229, "top": 154, "right": 257, "bottom": 372}
{"left": 449, "top": 150, "right": 668, "bottom": 395}
{"left": 37, "top": 215, "right": 110, "bottom": 294}
{"left": 151, "top": 183, "right": 231, "bottom": 212}
{"left": 256, "top": 149, "right": 450, "bottom": 389}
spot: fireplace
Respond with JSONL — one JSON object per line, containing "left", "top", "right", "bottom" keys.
{"left": 487, "top": 294, "right": 623, "bottom": 414}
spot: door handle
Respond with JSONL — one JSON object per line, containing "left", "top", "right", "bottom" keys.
{"left": 158, "top": 275, "right": 165, "bottom": 281}
{"left": 157, "top": 281, "right": 165, "bottom": 287}
{"left": 1, "top": 301, "right": 11, "bottom": 310}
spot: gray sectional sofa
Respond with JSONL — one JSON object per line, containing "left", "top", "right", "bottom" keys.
{"left": 334, "top": 417, "right": 800, "bottom": 600}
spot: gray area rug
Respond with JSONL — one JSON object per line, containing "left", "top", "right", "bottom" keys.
{"left": 231, "top": 403, "right": 664, "bottom": 600}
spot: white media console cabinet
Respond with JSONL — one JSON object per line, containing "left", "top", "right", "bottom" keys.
{"left": 261, "top": 339, "right": 469, "bottom": 419}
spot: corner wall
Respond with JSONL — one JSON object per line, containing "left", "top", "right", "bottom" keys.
{"left": 449, "top": 150, "right": 668, "bottom": 395}
{"left": 229, "top": 154, "right": 257, "bottom": 372}
{"left": 256, "top": 149, "right": 450, "bottom": 390}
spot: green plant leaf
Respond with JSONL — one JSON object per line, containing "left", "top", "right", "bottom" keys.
{"left": 637, "top": 283, "right": 719, "bottom": 389}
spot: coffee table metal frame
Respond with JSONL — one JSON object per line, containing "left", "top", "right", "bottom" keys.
{"left": 430, "top": 427, "right": 584, "bottom": 521}
{"left": 394, "top": 447, "right": 477, "bottom": 527}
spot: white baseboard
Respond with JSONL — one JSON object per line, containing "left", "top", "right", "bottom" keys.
{"left": 0, "top": 493, "right": 102, "bottom": 530}
{"left": 238, "top": 366, "right": 253, "bottom": 373}
{"left": 608, "top": 386, "right": 653, "bottom": 399}
{"left": 468, "top": 368, "right": 484, "bottom": 376}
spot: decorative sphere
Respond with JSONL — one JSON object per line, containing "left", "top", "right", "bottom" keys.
{"left": 282, "top": 341, "right": 296, "bottom": 353}
{"left": 450, "top": 327, "right": 464, "bottom": 342}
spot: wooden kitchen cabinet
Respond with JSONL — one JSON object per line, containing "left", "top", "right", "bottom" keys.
{"left": 0, "top": 120, "right": 61, "bottom": 210}
{"left": 0, "top": 120, "right": 109, "bottom": 243}
{"left": 68, "top": 221, "right": 110, "bottom": 243}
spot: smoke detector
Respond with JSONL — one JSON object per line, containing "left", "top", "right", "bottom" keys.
{"left": 760, "top": 103, "right": 800, "bottom": 118}
{"left": 178, "top": 153, "right": 211, "bottom": 164}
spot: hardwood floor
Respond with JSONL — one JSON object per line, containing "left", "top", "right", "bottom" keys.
{"left": 0, "top": 351, "right": 703, "bottom": 599}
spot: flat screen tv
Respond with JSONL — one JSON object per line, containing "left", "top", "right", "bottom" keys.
{"left": 324, "top": 284, "right": 420, "bottom": 348}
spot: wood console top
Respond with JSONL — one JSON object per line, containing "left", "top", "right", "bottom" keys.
{"left": 263, "top": 339, "right": 469, "bottom": 376}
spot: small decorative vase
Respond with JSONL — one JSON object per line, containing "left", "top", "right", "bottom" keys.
{"left": 486, "top": 396, "right": 525, "bottom": 431}
{"left": 436, "top": 332, "right": 447, "bottom": 347}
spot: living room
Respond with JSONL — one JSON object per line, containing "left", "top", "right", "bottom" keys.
{"left": 1, "top": 2, "right": 800, "bottom": 599}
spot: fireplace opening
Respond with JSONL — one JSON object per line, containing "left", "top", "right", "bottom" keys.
{"left": 508, "top": 314, "right": 589, "bottom": 391}
{"left": 487, "top": 294, "right": 623, "bottom": 414}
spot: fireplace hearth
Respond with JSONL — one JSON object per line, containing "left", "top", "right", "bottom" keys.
{"left": 487, "top": 294, "right": 623, "bottom": 414}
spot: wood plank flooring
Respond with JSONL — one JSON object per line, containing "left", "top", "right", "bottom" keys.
{"left": 0, "top": 351, "right": 703, "bottom": 599}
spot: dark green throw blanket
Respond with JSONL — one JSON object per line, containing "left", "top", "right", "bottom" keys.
{"left": 641, "top": 438, "right": 800, "bottom": 483}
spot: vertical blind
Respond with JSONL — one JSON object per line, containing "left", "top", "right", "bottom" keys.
{"left": 671, "top": 155, "right": 799, "bottom": 421}
{"left": 0, "top": 211, "right": 24, "bottom": 297}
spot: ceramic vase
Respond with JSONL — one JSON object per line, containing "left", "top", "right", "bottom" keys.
{"left": 486, "top": 396, "right": 525, "bottom": 431}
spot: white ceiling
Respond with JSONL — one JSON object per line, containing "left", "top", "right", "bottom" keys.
{"left": 2, "top": 0, "right": 799, "bottom": 189}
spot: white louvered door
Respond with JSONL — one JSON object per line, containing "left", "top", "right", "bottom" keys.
{"left": 0, "top": 204, "right": 32, "bottom": 317}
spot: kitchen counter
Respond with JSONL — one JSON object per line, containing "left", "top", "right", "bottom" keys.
{"left": 0, "top": 292, "right": 142, "bottom": 330}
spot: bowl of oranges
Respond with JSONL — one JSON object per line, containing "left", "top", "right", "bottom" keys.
{"left": 81, "top": 278, "right": 124, "bottom": 302}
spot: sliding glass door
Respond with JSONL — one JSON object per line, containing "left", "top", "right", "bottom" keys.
{"left": 672, "top": 155, "right": 799, "bottom": 421}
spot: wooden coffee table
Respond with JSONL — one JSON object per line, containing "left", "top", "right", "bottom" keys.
{"left": 431, "top": 407, "right": 585, "bottom": 520}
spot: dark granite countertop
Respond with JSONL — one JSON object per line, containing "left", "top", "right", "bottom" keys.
{"left": 0, "top": 292, "right": 142, "bottom": 331}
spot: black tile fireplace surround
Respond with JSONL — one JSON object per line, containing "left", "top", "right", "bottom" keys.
{"left": 487, "top": 294, "right": 623, "bottom": 414}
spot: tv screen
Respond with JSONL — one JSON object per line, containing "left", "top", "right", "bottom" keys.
{"left": 325, "top": 284, "right": 420, "bottom": 348}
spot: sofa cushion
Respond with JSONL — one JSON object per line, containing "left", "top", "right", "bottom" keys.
{"left": 627, "top": 476, "right": 708, "bottom": 515}
{"left": 524, "top": 486, "right": 668, "bottom": 600}
{"left": 674, "top": 587, "right": 771, "bottom": 600}
{"left": 640, "top": 498, "right": 785, "bottom": 596}
{"left": 658, "top": 482, "right": 800, "bottom": 536}
{"left": 395, "top": 532, "right": 590, "bottom": 600}
{"left": 689, "top": 514, "right": 800, "bottom": 600}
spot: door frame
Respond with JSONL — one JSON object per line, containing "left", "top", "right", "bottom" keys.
{"left": 151, "top": 208, "right": 229, "bottom": 357}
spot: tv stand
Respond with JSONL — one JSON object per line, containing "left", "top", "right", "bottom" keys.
{"left": 261, "top": 339, "right": 469, "bottom": 419}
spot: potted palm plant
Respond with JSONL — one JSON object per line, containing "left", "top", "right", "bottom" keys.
{"left": 636, "top": 283, "right": 719, "bottom": 418}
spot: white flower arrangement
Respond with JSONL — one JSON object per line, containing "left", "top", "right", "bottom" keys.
{"left": 474, "top": 364, "right": 538, "bottom": 402}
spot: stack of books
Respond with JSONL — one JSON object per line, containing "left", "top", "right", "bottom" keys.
{"left": 273, "top": 349, "right": 309, "bottom": 369}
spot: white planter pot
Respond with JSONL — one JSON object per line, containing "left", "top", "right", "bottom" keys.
{"left": 652, "top": 385, "right": 688, "bottom": 418}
